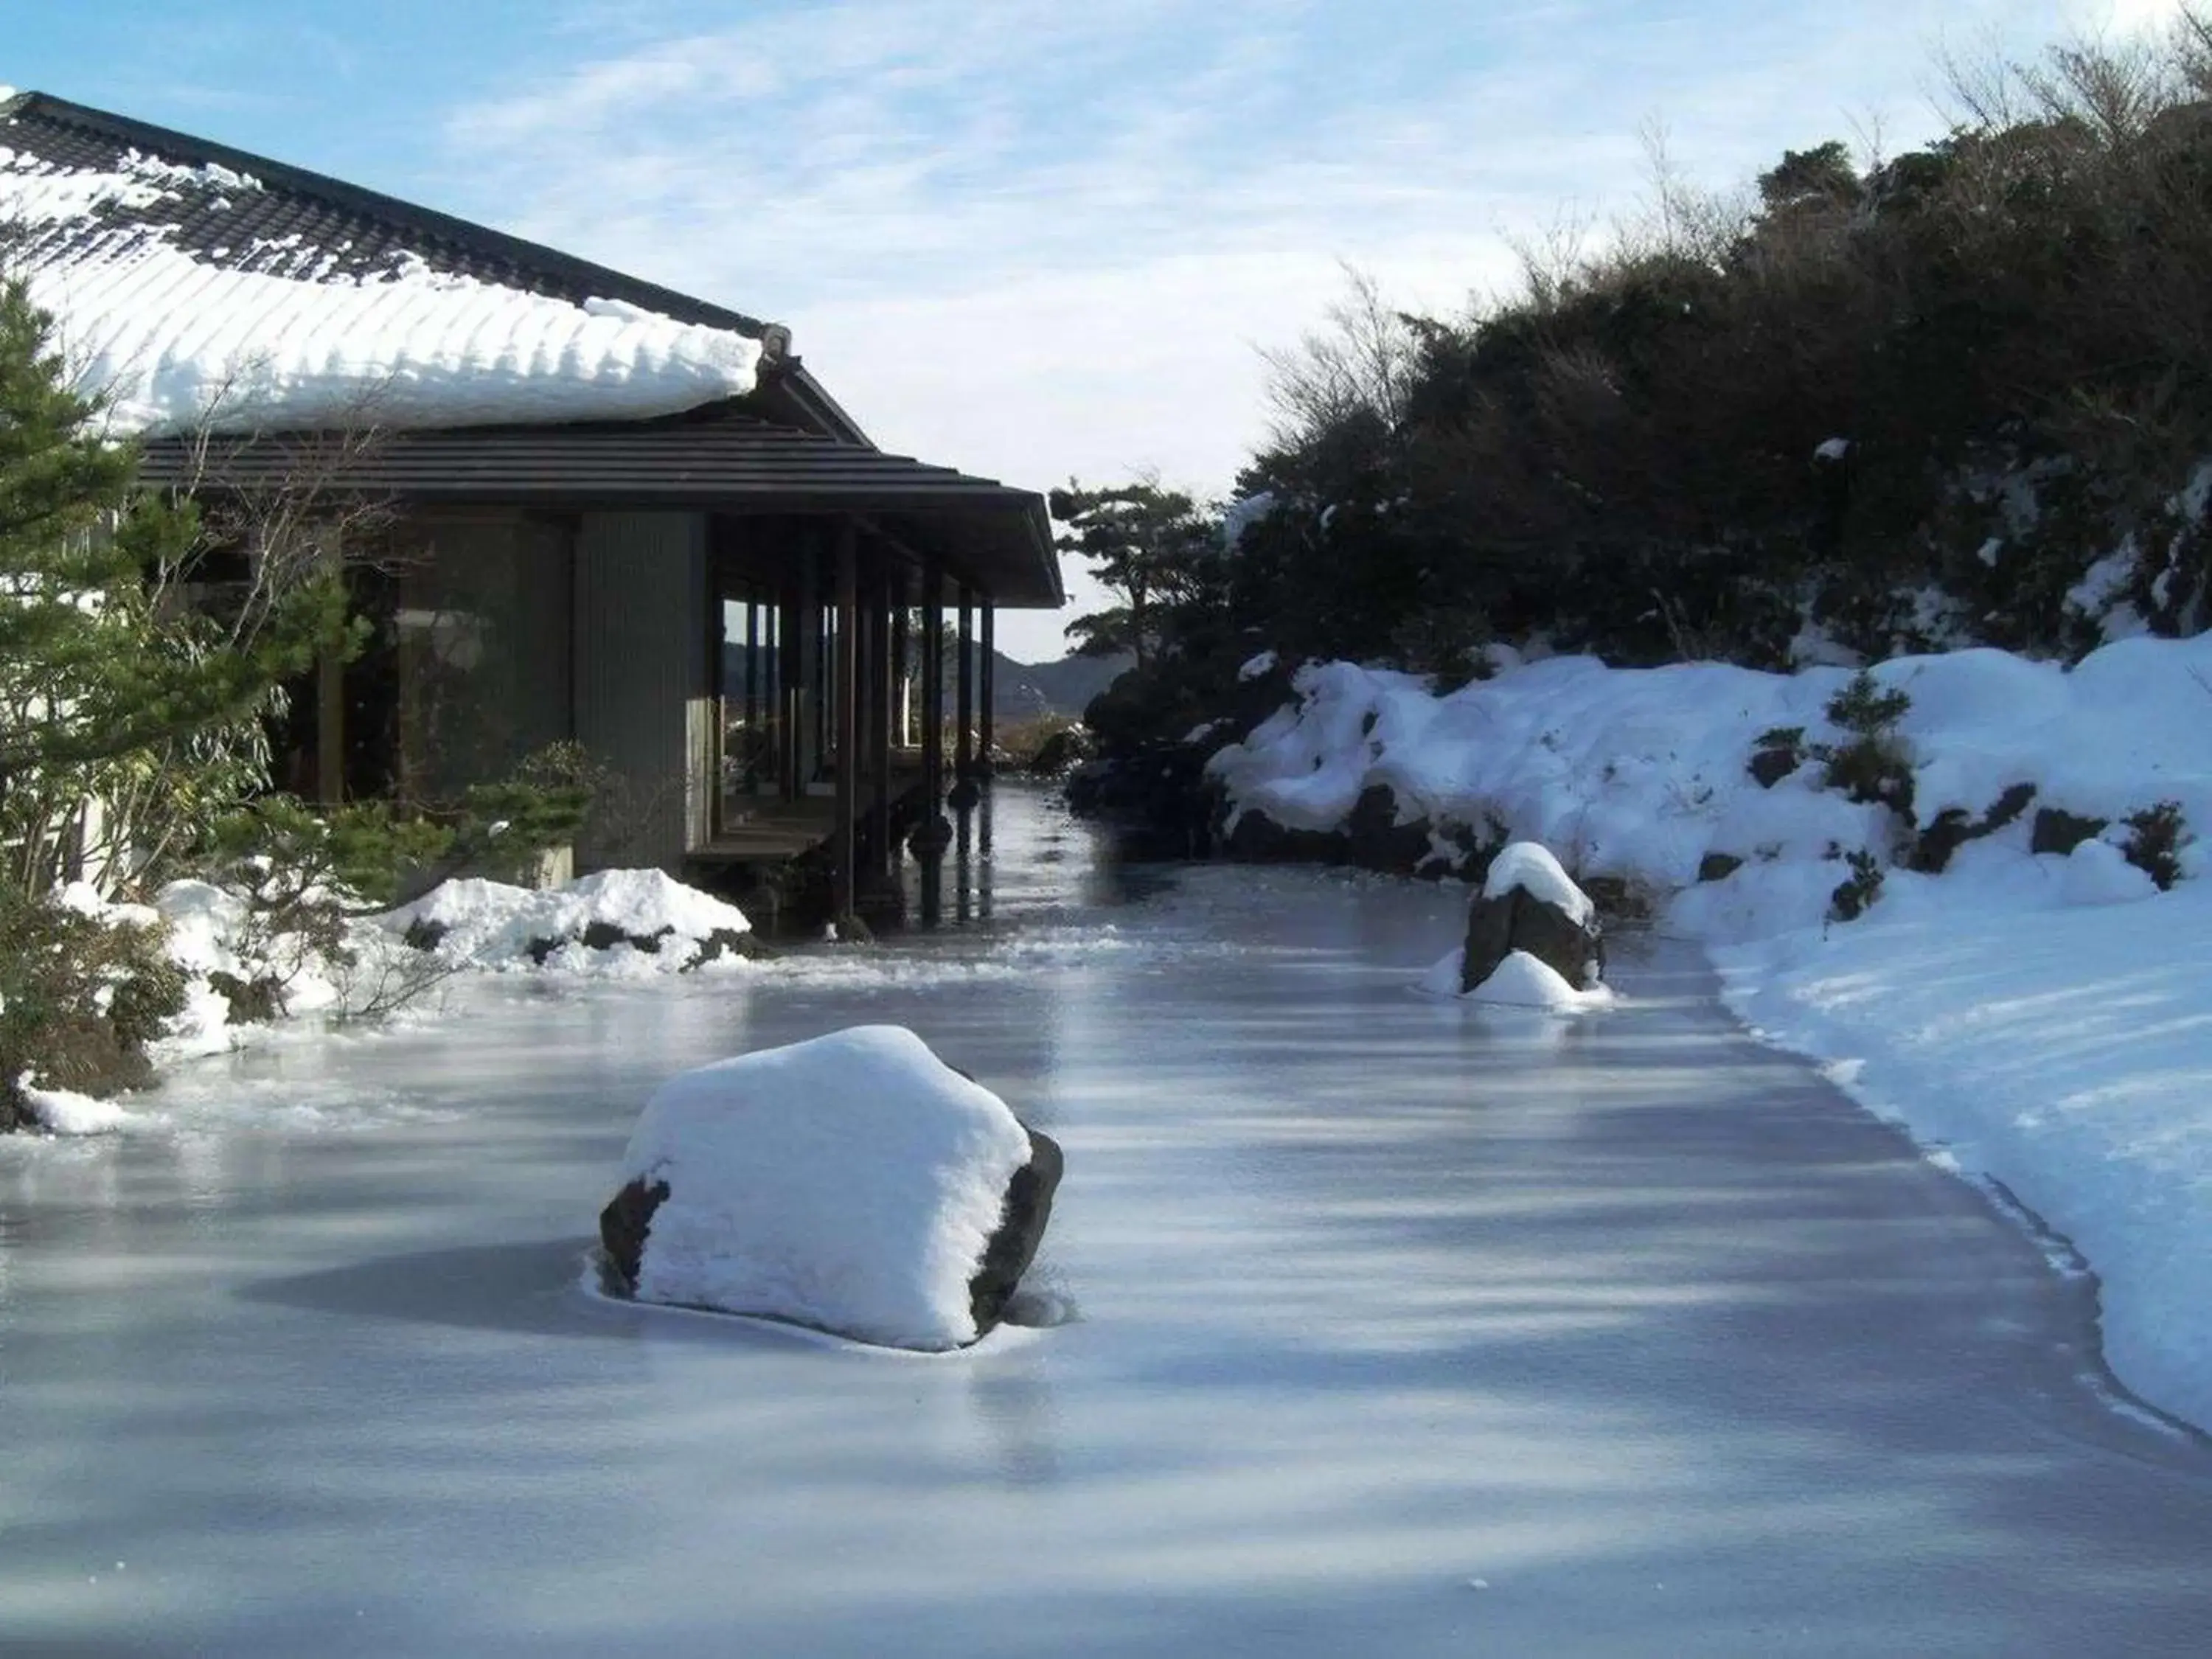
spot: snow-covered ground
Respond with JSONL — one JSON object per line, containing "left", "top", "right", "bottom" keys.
{"left": 1208, "top": 640, "right": 2212, "bottom": 1429}
{"left": 3, "top": 790, "right": 2208, "bottom": 1655}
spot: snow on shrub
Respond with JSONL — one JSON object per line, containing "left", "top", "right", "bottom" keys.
{"left": 1207, "top": 636, "right": 2212, "bottom": 942}
{"left": 387, "top": 868, "right": 755, "bottom": 975}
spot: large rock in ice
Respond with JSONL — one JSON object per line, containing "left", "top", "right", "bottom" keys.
{"left": 597, "top": 1026, "right": 1062, "bottom": 1352}
{"left": 1460, "top": 842, "right": 1604, "bottom": 995}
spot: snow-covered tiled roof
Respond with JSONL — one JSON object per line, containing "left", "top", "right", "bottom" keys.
{"left": 0, "top": 92, "right": 779, "bottom": 437}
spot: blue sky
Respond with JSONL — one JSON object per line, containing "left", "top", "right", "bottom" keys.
{"left": 1, "top": 0, "right": 2181, "bottom": 656}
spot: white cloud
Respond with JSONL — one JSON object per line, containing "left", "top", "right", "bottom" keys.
{"left": 436, "top": 0, "right": 2188, "bottom": 658}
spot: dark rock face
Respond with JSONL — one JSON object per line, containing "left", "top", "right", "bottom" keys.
{"left": 1460, "top": 885, "right": 1604, "bottom": 995}
{"left": 208, "top": 970, "right": 285, "bottom": 1024}
{"left": 969, "top": 1129, "right": 1065, "bottom": 1338}
{"left": 598, "top": 1177, "right": 670, "bottom": 1292}
{"left": 1913, "top": 782, "right": 2038, "bottom": 873}
{"left": 1064, "top": 743, "right": 1222, "bottom": 858}
{"left": 597, "top": 1128, "right": 1065, "bottom": 1347}
{"left": 2033, "top": 807, "right": 2107, "bottom": 857}
{"left": 1697, "top": 852, "right": 1745, "bottom": 883}
{"left": 1028, "top": 726, "right": 1095, "bottom": 776}
{"left": 1748, "top": 744, "right": 1801, "bottom": 789}
{"left": 1343, "top": 785, "right": 1439, "bottom": 873}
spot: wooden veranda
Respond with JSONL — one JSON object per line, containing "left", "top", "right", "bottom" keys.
{"left": 141, "top": 404, "right": 1061, "bottom": 927}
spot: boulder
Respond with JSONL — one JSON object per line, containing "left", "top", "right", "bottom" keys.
{"left": 967, "top": 1128, "right": 1064, "bottom": 1334}
{"left": 1459, "top": 842, "right": 1604, "bottom": 995}
{"left": 597, "top": 1025, "right": 1062, "bottom": 1352}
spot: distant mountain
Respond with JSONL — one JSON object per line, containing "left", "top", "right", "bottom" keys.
{"left": 719, "top": 644, "right": 1132, "bottom": 720}
{"left": 995, "top": 651, "right": 1133, "bottom": 718}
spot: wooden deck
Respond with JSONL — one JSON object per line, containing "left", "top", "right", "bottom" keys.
{"left": 690, "top": 768, "right": 924, "bottom": 866}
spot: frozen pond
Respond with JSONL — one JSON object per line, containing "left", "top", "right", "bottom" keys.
{"left": 4, "top": 785, "right": 2211, "bottom": 1656}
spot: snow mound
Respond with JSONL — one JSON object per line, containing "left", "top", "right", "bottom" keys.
{"left": 608, "top": 1026, "right": 1039, "bottom": 1352}
{"left": 386, "top": 869, "right": 753, "bottom": 975}
{"left": 0, "top": 147, "right": 762, "bottom": 434}
{"left": 2059, "top": 838, "right": 2158, "bottom": 906}
{"left": 23, "top": 1083, "right": 153, "bottom": 1135}
{"left": 1461, "top": 950, "right": 1615, "bottom": 1012}
{"left": 1483, "top": 842, "right": 1594, "bottom": 925}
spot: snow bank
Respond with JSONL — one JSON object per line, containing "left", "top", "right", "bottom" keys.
{"left": 0, "top": 147, "right": 761, "bottom": 434}
{"left": 384, "top": 868, "right": 753, "bottom": 977}
{"left": 1208, "top": 642, "right": 2212, "bottom": 937}
{"left": 1209, "top": 639, "right": 2212, "bottom": 1428}
{"left": 1713, "top": 875, "right": 2212, "bottom": 1430}
{"left": 609, "top": 1026, "right": 1036, "bottom": 1352}
{"left": 21, "top": 1082, "right": 154, "bottom": 1135}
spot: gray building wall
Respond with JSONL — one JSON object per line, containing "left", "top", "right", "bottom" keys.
{"left": 573, "top": 511, "right": 712, "bottom": 872}
{"left": 400, "top": 509, "right": 573, "bottom": 803}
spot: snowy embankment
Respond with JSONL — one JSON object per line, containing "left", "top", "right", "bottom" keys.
{"left": 1208, "top": 641, "right": 2212, "bottom": 1430}
{"left": 19, "top": 868, "right": 762, "bottom": 1135}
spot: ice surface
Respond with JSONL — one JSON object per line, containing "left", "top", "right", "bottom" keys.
{"left": 0, "top": 147, "right": 761, "bottom": 434}
{"left": 615, "top": 1025, "right": 1032, "bottom": 1350}
{"left": 1206, "top": 640, "right": 2212, "bottom": 1425}
{"left": 1, "top": 789, "right": 2209, "bottom": 1656}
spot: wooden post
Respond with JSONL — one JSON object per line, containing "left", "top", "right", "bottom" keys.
{"left": 742, "top": 599, "right": 759, "bottom": 791}
{"left": 891, "top": 599, "right": 910, "bottom": 748}
{"left": 871, "top": 563, "right": 894, "bottom": 886}
{"left": 922, "top": 574, "right": 945, "bottom": 816}
{"left": 813, "top": 563, "right": 830, "bottom": 781}
{"left": 978, "top": 601, "right": 996, "bottom": 779}
{"left": 956, "top": 588, "right": 975, "bottom": 780}
{"left": 833, "top": 524, "right": 858, "bottom": 925}
{"left": 780, "top": 591, "right": 801, "bottom": 801}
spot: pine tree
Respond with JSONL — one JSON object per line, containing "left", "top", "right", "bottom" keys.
{"left": 0, "top": 275, "right": 341, "bottom": 894}
{"left": 0, "top": 276, "right": 336, "bottom": 1127}
{"left": 1048, "top": 481, "right": 1219, "bottom": 671}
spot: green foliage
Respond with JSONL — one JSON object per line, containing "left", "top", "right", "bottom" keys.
{"left": 1079, "top": 15, "right": 2212, "bottom": 702}
{"left": 2121, "top": 799, "right": 2189, "bottom": 889}
{"left": 0, "top": 891, "right": 186, "bottom": 1127}
{"left": 460, "top": 740, "right": 602, "bottom": 885}
{"left": 1810, "top": 672, "right": 1916, "bottom": 814}
{"left": 0, "top": 275, "right": 348, "bottom": 1119}
{"left": 0, "top": 278, "right": 341, "bottom": 894}
{"left": 204, "top": 740, "right": 604, "bottom": 956}
{"left": 1828, "top": 849, "right": 1886, "bottom": 923}
{"left": 1823, "top": 671, "right": 1913, "bottom": 735}
{"left": 1049, "top": 481, "right": 1223, "bottom": 670}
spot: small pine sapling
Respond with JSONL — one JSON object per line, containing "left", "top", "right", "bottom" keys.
{"left": 2121, "top": 801, "right": 2188, "bottom": 891}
